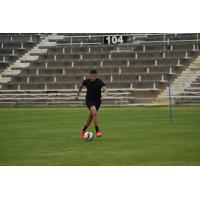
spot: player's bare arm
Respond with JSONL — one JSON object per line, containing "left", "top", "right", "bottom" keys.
{"left": 101, "top": 86, "right": 108, "bottom": 101}
{"left": 74, "top": 84, "right": 84, "bottom": 100}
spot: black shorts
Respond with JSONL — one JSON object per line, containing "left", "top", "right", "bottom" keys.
{"left": 86, "top": 100, "right": 101, "bottom": 111}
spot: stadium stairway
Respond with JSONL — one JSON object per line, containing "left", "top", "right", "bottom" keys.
{"left": 157, "top": 55, "right": 200, "bottom": 104}
{"left": 0, "top": 34, "right": 40, "bottom": 75}
{"left": 0, "top": 34, "right": 57, "bottom": 88}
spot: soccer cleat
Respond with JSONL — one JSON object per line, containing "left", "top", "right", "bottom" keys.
{"left": 96, "top": 131, "right": 103, "bottom": 137}
{"left": 80, "top": 129, "right": 85, "bottom": 141}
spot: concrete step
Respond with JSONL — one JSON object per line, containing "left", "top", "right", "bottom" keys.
{"left": 158, "top": 55, "right": 200, "bottom": 100}
{"left": 0, "top": 77, "right": 11, "bottom": 83}
{"left": 3, "top": 69, "right": 21, "bottom": 76}
{"left": 21, "top": 55, "right": 39, "bottom": 62}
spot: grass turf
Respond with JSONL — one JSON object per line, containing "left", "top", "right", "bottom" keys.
{"left": 0, "top": 106, "right": 200, "bottom": 166}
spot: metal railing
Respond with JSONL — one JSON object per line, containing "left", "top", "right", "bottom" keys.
{"left": 52, "top": 33, "right": 200, "bottom": 47}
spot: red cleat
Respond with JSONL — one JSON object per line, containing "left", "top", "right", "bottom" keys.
{"left": 80, "top": 129, "right": 85, "bottom": 141}
{"left": 96, "top": 131, "right": 103, "bottom": 137}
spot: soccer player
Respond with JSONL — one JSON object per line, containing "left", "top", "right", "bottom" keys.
{"left": 75, "top": 69, "right": 108, "bottom": 140}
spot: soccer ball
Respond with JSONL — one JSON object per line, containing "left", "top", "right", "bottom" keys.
{"left": 84, "top": 132, "right": 93, "bottom": 141}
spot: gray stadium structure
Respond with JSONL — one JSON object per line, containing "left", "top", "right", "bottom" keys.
{"left": 0, "top": 33, "right": 200, "bottom": 105}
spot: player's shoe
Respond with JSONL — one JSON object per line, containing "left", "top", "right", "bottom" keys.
{"left": 96, "top": 131, "right": 103, "bottom": 137}
{"left": 80, "top": 129, "right": 85, "bottom": 141}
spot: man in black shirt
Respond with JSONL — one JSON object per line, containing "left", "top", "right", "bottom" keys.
{"left": 75, "top": 69, "right": 107, "bottom": 140}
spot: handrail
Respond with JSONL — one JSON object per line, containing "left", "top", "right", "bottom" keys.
{"left": 1, "top": 96, "right": 200, "bottom": 99}
{"left": 54, "top": 39, "right": 200, "bottom": 47}
{"left": 60, "top": 33, "right": 198, "bottom": 38}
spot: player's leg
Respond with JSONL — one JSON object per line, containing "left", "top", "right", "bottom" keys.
{"left": 83, "top": 111, "right": 93, "bottom": 131}
{"left": 80, "top": 102, "right": 94, "bottom": 140}
{"left": 80, "top": 111, "right": 93, "bottom": 140}
{"left": 90, "top": 106, "right": 98, "bottom": 126}
{"left": 90, "top": 105, "right": 103, "bottom": 137}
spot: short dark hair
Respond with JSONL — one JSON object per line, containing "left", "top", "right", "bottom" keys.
{"left": 90, "top": 69, "right": 97, "bottom": 74}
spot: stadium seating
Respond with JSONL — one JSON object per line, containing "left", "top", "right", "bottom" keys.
{"left": 0, "top": 33, "right": 41, "bottom": 73}
{"left": 0, "top": 33, "right": 199, "bottom": 105}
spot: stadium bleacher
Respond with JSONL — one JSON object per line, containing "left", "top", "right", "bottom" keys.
{"left": 0, "top": 33, "right": 200, "bottom": 105}
{"left": 0, "top": 34, "right": 41, "bottom": 73}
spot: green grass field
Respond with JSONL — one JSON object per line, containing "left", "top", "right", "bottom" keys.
{"left": 0, "top": 106, "right": 200, "bottom": 166}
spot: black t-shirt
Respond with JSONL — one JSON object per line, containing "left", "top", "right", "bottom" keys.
{"left": 82, "top": 78, "right": 106, "bottom": 101}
